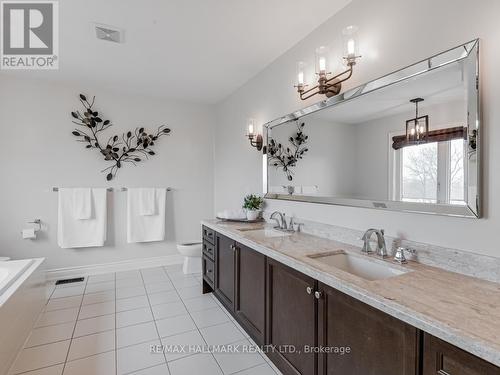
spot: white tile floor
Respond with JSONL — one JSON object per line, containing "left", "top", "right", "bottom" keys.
{"left": 9, "top": 264, "right": 282, "bottom": 375}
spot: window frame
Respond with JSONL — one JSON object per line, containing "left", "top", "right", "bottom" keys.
{"left": 388, "top": 125, "right": 467, "bottom": 205}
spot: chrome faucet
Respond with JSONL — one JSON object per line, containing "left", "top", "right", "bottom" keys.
{"left": 270, "top": 211, "right": 287, "bottom": 230}
{"left": 361, "top": 229, "right": 388, "bottom": 258}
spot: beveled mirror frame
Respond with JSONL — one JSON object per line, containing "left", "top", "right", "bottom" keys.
{"left": 263, "top": 39, "right": 481, "bottom": 218}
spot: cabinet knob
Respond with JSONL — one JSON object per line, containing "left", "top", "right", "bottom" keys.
{"left": 306, "top": 286, "right": 313, "bottom": 295}
{"left": 230, "top": 244, "right": 236, "bottom": 251}
{"left": 314, "top": 291, "right": 323, "bottom": 299}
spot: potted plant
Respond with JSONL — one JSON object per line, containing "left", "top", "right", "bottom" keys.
{"left": 242, "top": 194, "right": 264, "bottom": 221}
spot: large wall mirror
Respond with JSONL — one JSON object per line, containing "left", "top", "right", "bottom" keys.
{"left": 264, "top": 40, "right": 480, "bottom": 217}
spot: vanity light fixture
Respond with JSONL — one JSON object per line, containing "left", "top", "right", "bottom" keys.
{"left": 406, "top": 98, "right": 429, "bottom": 144}
{"left": 246, "top": 118, "right": 263, "bottom": 151}
{"left": 295, "top": 25, "right": 361, "bottom": 100}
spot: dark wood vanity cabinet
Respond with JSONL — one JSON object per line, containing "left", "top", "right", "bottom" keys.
{"left": 317, "top": 282, "right": 419, "bottom": 375}
{"left": 204, "top": 226, "right": 500, "bottom": 375}
{"left": 202, "top": 226, "right": 215, "bottom": 293}
{"left": 266, "top": 259, "right": 318, "bottom": 375}
{"left": 234, "top": 242, "right": 266, "bottom": 345}
{"left": 214, "top": 232, "right": 236, "bottom": 310}
{"left": 423, "top": 333, "right": 500, "bottom": 375}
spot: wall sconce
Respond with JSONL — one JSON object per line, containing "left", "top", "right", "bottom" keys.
{"left": 406, "top": 98, "right": 429, "bottom": 144}
{"left": 295, "top": 25, "right": 361, "bottom": 101}
{"left": 246, "top": 118, "right": 263, "bottom": 151}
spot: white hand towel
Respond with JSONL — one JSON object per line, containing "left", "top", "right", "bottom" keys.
{"left": 138, "top": 188, "right": 156, "bottom": 216}
{"left": 127, "top": 188, "right": 166, "bottom": 243}
{"left": 58, "top": 188, "right": 107, "bottom": 248}
{"left": 73, "top": 188, "right": 92, "bottom": 219}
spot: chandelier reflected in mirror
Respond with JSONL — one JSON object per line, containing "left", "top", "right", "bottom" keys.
{"left": 406, "top": 98, "right": 429, "bottom": 144}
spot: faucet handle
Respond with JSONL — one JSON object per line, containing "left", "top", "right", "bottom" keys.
{"left": 393, "top": 247, "right": 415, "bottom": 264}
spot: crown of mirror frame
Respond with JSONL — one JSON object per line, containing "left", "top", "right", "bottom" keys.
{"left": 295, "top": 26, "right": 361, "bottom": 100}
{"left": 245, "top": 118, "right": 263, "bottom": 151}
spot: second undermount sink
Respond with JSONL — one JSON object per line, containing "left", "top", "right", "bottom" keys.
{"left": 308, "top": 251, "right": 409, "bottom": 281}
{"left": 237, "top": 227, "right": 293, "bottom": 238}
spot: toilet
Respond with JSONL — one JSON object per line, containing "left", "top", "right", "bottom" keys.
{"left": 177, "top": 242, "right": 202, "bottom": 274}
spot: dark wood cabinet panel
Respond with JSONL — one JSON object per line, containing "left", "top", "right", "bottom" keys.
{"left": 202, "top": 256, "right": 214, "bottom": 287}
{"left": 317, "top": 283, "right": 419, "bottom": 375}
{"left": 423, "top": 333, "right": 500, "bottom": 375}
{"left": 202, "top": 241, "right": 215, "bottom": 261}
{"left": 202, "top": 225, "right": 215, "bottom": 244}
{"left": 266, "top": 259, "right": 317, "bottom": 375}
{"left": 235, "top": 242, "right": 266, "bottom": 345}
{"left": 214, "top": 233, "right": 236, "bottom": 311}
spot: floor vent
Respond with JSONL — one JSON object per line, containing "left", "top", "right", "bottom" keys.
{"left": 55, "top": 277, "right": 84, "bottom": 285}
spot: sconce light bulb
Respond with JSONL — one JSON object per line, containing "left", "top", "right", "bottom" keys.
{"left": 347, "top": 39, "right": 355, "bottom": 56}
{"left": 248, "top": 123, "right": 254, "bottom": 135}
{"left": 319, "top": 57, "right": 327, "bottom": 73}
{"left": 297, "top": 71, "right": 304, "bottom": 85}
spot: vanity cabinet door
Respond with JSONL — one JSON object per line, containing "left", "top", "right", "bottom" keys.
{"left": 423, "top": 333, "right": 500, "bottom": 375}
{"left": 214, "top": 233, "right": 236, "bottom": 311}
{"left": 317, "top": 283, "right": 419, "bottom": 375}
{"left": 266, "top": 258, "right": 317, "bottom": 375}
{"left": 235, "top": 242, "right": 266, "bottom": 345}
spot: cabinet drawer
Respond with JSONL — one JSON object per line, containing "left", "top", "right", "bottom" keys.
{"left": 203, "top": 241, "right": 215, "bottom": 261}
{"left": 423, "top": 333, "right": 500, "bottom": 374}
{"left": 202, "top": 226, "right": 215, "bottom": 244}
{"left": 203, "top": 256, "right": 215, "bottom": 287}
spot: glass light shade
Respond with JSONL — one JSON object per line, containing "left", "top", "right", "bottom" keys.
{"left": 296, "top": 61, "right": 306, "bottom": 85}
{"left": 342, "top": 25, "right": 359, "bottom": 60}
{"left": 246, "top": 118, "right": 256, "bottom": 137}
{"left": 315, "top": 46, "right": 329, "bottom": 74}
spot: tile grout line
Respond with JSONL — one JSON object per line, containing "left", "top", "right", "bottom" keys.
{"left": 139, "top": 268, "right": 172, "bottom": 375}
{"left": 61, "top": 276, "right": 89, "bottom": 374}
{"left": 164, "top": 267, "right": 228, "bottom": 375}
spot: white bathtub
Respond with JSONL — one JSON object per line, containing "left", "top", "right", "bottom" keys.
{"left": 0, "top": 259, "right": 35, "bottom": 300}
{"left": 0, "top": 258, "right": 45, "bottom": 375}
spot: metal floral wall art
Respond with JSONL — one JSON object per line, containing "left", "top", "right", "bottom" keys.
{"left": 267, "top": 121, "right": 308, "bottom": 181}
{"left": 70, "top": 94, "right": 171, "bottom": 181}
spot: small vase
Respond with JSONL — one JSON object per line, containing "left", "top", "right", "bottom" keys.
{"left": 246, "top": 210, "right": 260, "bottom": 221}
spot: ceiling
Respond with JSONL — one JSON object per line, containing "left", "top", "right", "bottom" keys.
{"left": 310, "top": 60, "right": 468, "bottom": 124}
{"left": 1, "top": 0, "right": 351, "bottom": 104}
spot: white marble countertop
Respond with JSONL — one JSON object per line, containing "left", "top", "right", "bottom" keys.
{"left": 202, "top": 219, "right": 500, "bottom": 367}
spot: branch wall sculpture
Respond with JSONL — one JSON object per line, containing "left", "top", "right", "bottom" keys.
{"left": 70, "top": 94, "right": 171, "bottom": 181}
{"left": 267, "top": 121, "right": 308, "bottom": 181}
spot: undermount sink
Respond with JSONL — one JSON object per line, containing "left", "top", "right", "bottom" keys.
{"left": 308, "top": 251, "right": 409, "bottom": 281}
{"left": 238, "top": 227, "right": 293, "bottom": 238}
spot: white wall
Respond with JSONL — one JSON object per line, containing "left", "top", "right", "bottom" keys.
{"left": 268, "top": 119, "right": 356, "bottom": 197}
{"left": 0, "top": 76, "right": 215, "bottom": 269}
{"left": 214, "top": 0, "right": 500, "bottom": 258}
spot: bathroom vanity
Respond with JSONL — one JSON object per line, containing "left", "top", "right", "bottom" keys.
{"left": 201, "top": 221, "right": 500, "bottom": 375}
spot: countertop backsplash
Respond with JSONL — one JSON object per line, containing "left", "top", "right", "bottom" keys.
{"left": 262, "top": 211, "right": 500, "bottom": 283}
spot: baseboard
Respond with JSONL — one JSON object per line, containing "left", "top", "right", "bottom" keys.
{"left": 45, "top": 254, "right": 184, "bottom": 281}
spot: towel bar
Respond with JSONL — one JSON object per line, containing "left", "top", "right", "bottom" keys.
{"left": 120, "top": 187, "right": 172, "bottom": 191}
{"left": 52, "top": 187, "right": 114, "bottom": 192}
{"left": 51, "top": 187, "right": 171, "bottom": 192}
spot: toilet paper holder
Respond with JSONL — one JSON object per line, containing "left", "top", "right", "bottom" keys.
{"left": 21, "top": 219, "right": 41, "bottom": 235}
{"left": 28, "top": 219, "right": 42, "bottom": 232}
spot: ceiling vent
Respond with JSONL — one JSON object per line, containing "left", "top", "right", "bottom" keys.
{"left": 95, "top": 24, "right": 124, "bottom": 43}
